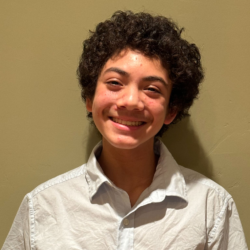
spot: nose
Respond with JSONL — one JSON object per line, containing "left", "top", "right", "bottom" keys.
{"left": 116, "top": 86, "right": 144, "bottom": 111}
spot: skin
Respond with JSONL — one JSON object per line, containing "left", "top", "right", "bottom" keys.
{"left": 87, "top": 49, "right": 177, "bottom": 207}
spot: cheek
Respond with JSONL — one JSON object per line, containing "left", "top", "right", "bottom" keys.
{"left": 92, "top": 90, "right": 117, "bottom": 113}
{"left": 100, "top": 92, "right": 116, "bottom": 105}
{"left": 146, "top": 99, "right": 167, "bottom": 115}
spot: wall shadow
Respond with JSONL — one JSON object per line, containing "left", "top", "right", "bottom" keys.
{"left": 85, "top": 123, "right": 102, "bottom": 159}
{"left": 162, "top": 117, "right": 214, "bottom": 180}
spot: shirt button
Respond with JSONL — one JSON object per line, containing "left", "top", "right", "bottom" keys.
{"left": 123, "top": 218, "right": 129, "bottom": 226}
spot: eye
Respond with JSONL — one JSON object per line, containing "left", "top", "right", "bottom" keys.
{"left": 146, "top": 86, "right": 160, "bottom": 94}
{"left": 107, "top": 80, "right": 121, "bottom": 86}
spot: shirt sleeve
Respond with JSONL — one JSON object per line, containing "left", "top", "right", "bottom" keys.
{"left": 2, "top": 195, "right": 31, "bottom": 250}
{"left": 207, "top": 197, "right": 248, "bottom": 250}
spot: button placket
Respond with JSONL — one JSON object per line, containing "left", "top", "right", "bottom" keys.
{"left": 118, "top": 214, "right": 135, "bottom": 250}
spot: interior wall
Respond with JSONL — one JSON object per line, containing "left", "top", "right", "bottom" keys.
{"left": 1, "top": 0, "right": 249, "bottom": 246}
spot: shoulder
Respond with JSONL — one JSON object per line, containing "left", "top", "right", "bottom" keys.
{"left": 28, "top": 164, "right": 87, "bottom": 199}
{"left": 178, "top": 166, "right": 248, "bottom": 247}
{"left": 179, "top": 165, "right": 231, "bottom": 201}
{"left": 179, "top": 165, "right": 234, "bottom": 226}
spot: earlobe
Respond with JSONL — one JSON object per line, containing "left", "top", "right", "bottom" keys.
{"left": 86, "top": 98, "right": 93, "bottom": 112}
{"left": 164, "top": 108, "right": 177, "bottom": 125}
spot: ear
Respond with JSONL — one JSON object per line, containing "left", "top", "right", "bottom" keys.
{"left": 86, "top": 98, "right": 93, "bottom": 112}
{"left": 164, "top": 108, "right": 177, "bottom": 125}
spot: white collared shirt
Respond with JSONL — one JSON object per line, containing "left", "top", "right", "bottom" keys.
{"left": 2, "top": 141, "right": 248, "bottom": 250}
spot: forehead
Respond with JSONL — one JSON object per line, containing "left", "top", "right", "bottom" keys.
{"left": 110, "top": 49, "right": 160, "bottom": 65}
{"left": 99, "top": 48, "right": 168, "bottom": 79}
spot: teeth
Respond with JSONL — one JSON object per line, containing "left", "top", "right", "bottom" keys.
{"left": 112, "top": 118, "right": 143, "bottom": 126}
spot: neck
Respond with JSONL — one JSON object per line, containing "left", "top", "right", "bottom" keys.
{"left": 98, "top": 138, "right": 158, "bottom": 206}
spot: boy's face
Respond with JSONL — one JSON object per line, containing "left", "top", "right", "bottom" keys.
{"left": 86, "top": 49, "right": 176, "bottom": 150}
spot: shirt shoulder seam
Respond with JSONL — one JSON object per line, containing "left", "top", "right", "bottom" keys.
{"left": 27, "top": 193, "right": 35, "bottom": 250}
{"left": 207, "top": 196, "right": 233, "bottom": 244}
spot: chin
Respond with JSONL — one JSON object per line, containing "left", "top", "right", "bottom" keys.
{"left": 103, "top": 136, "right": 155, "bottom": 151}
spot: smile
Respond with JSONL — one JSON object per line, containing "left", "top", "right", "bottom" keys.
{"left": 111, "top": 117, "right": 144, "bottom": 126}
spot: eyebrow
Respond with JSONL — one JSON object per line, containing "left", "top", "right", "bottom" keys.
{"left": 142, "top": 76, "right": 168, "bottom": 86}
{"left": 104, "top": 67, "right": 129, "bottom": 76}
{"left": 104, "top": 67, "right": 168, "bottom": 86}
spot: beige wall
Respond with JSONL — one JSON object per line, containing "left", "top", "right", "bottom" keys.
{"left": 1, "top": 0, "right": 249, "bottom": 246}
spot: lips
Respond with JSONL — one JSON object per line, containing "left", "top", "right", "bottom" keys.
{"left": 111, "top": 117, "right": 144, "bottom": 126}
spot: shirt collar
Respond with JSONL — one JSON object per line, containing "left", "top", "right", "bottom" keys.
{"left": 85, "top": 140, "right": 188, "bottom": 204}
{"left": 85, "top": 141, "right": 109, "bottom": 199}
{"left": 147, "top": 139, "right": 188, "bottom": 203}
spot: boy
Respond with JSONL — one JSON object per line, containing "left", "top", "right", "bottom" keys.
{"left": 2, "top": 11, "right": 247, "bottom": 250}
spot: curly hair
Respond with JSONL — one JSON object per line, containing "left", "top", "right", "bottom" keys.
{"left": 77, "top": 10, "right": 204, "bottom": 137}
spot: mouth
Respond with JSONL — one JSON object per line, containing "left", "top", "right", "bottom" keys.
{"left": 110, "top": 117, "right": 144, "bottom": 126}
